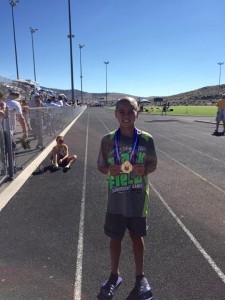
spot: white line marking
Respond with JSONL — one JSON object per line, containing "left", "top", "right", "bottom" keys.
{"left": 154, "top": 131, "right": 225, "bottom": 164}
{"left": 0, "top": 108, "right": 86, "bottom": 212}
{"left": 96, "top": 114, "right": 111, "bottom": 132}
{"left": 157, "top": 147, "right": 225, "bottom": 196}
{"left": 74, "top": 111, "right": 89, "bottom": 300}
{"left": 169, "top": 130, "right": 225, "bottom": 149}
{"left": 150, "top": 182, "right": 225, "bottom": 284}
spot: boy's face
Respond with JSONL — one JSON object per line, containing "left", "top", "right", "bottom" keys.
{"left": 56, "top": 136, "right": 64, "bottom": 144}
{"left": 115, "top": 101, "right": 138, "bottom": 128}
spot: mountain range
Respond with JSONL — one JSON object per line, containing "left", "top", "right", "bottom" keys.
{"left": 49, "top": 84, "right": 225, "bottom": 105}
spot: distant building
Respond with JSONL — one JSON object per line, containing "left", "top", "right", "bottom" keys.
{"left": 153, "top": 97, "right": 164, "bottom": 105}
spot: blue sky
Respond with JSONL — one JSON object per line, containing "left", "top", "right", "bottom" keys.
{"left": 1, "top": 0, "right": 225, "bottom": 97}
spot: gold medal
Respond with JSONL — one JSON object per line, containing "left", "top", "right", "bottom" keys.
{"left": 121, "top": 161, "right": 133, "bottom": 174}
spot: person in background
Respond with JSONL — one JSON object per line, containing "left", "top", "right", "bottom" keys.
{"left": 33, "top": 97, "right": 45, "bottom": 150}
{"left": 0, "top": 90, "right": 6, "bottom": 115}
{"left": 29, "top": 93, "right": 43, "bottom": 108}
{"left": 0, "top": 90, "right": 7, "bottom": 174}
{"left": 1, "top": 90, "right": 29, "bottom": 171}
{"left": 29, "top": 93, "right": 44, "bottom": 140}
{"left": 161, "top": 103, "right": 167, "bottom": 115}
{"left": 21, "top": 100, "right": 32, "bottom": 132}
{"left": 97, "top": 97, "right": 157, "bottom": 300}
{"left": 51, "top": 135, "right": 77, "bottom": 173}
{"left": 213, "top": 94, "right": 225, "bottom": 135}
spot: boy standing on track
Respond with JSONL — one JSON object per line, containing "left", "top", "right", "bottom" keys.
{"left": 97, "top": 97, "right": 157, "bottom": 300}
{"left": 213, "top": 94, "right": 225, "bottom": 136}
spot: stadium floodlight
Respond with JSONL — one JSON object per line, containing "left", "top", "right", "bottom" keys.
{"left": 218, "top": 62, "right": 224, "bottom": 86}
{"left": 104, "top": 61, "right": 109, "bottom": 103}
{"left": 67, "top": 0, "right": 75, "bottom": 101}
{"left": 9, "top": 0, "right": 20, "bottom": 79}
{"left": 79, "top": 44, "right": 85, "bottom": 104}
{"left": 30, "top": 27, "right": 38, "bottom": 82}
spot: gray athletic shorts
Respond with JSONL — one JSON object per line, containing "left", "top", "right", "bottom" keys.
{"left": 104, "top": 213, "right": 147, "bottom": 239}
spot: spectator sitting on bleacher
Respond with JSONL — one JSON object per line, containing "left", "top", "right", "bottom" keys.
{"left": 29, "top": 93, "right": 44, "bottom": 108}
{"left": 45, "top": 97, "right": 61, "bottom": 108}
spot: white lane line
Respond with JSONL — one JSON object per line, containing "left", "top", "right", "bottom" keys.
{"left": 150, "top": 182, "right": 225, "bottom": 284}
{"left": 157, "top": 147, "right": 225, "bottom": 196}
{"left": 74, "top": 111, "right": 89, "bottom": 300}
{"left": 154, "top": 131, "right": 225, "bottom": 164}
{"left": 150, "top": 122, "right": 225, "bottom": 149}
{"left": 0, "top": 108, "right": 86, "bottom": 212}
{"left": 175, "top": 132, "right": 225, "bottom": 149}
{"left": 96, "top": 114, "right": 111, "bottom": 132}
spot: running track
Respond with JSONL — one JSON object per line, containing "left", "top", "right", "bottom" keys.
{"left": 0, "top": 107, "right": 225, "bottom": 300}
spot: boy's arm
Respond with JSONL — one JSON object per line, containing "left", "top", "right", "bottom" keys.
{"left": 97, "top": 165, "right": 108, "bottom": 174}
{"left": 144, "top": 156, "right": 157, "bottom": 175}
{"left": 97, "top": 135, "right": 122, "bottom": 176}
{"left": 145, "top": 137, "right": 157, "bottom": 175}
{"left": 133, "top": 136, "right": 157, "bottom": 176}
{"left": 97, "top": 164, "right": 121, "bottom": 176}
{"left": 17, "top": 114, "right": 28, "bottom": 138}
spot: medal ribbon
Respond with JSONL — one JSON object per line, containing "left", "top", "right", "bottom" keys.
{"left": 114, "top": 128, "right": 139, "bottom": 165}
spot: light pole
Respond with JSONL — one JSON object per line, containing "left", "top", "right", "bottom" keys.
{"left": 30, "top": 27, "right": 38, "bottom": 82}
{"left": 68, "top": 0, "right": 75, "bottom": 102}
{"left": 9, "top": 0, "right": 19, "bottom": 79}
{"left": 79, "top": 44, "right": 85, "bottom": 104}
{"left": 218, "top": 62, "right": 224, "bottom": 86}
{"left": 104, "top": 61, "right": 109, "bottom": 103}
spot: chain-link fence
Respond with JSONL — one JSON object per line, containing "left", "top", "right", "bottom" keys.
{"left": 0, "top": 105, "right": 85, "bottom": 185}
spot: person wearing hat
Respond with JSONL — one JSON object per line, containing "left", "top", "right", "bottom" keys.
{"left": 29, "top": 93, "right": 44, "bottom": 141}
{"left": 29, "top": 93, "right": 43, "bottom": 107}
{"left": 4, "top": 91, "right": 28, "bottom": 138}
{"left": 213, "top": 94, "right": 225, "bottom": 135}
{"left": 1, "top": 90, "right": 29, "bottom": 172}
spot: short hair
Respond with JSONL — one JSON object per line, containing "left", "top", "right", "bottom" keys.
{"left": 8, "top": 90, "right": 21, "bottom": 101}
{"left": 116, "top": 96, "right": 138, "bottom": 111}
{"left": 56, "top": 135, "right": 64, "bottom": 143}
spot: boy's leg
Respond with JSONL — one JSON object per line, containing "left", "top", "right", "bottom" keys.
{"left": 129, "top": 231, "right": 144, "bottom": 275}
{"left": 127, "top": 220, "right": 152, "bottom": 300}
{"left": 65, "top": 155, "right": 77, "bottom": 168}
{"left": 110, "top": 238, "right": 122, "bottom": 276}
{"left": 63, "top": 155, "right": 77, "bottom": 172}
{"left": 97, "top": 239, "right": 122, "bottom": 299}
{"left": 97, "top": 214, "right": 125, "bottom": 299}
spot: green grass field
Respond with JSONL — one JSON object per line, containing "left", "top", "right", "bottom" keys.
{"left": 144, "top": 105, "right": 217, "bottom": 117}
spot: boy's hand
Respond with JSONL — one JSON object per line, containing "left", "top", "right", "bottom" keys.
{"left": 58, "top": 159, "right": 63, "bottom": 164}
{"left": 133, "top": 164, "right": 145, "bottom": 176}
{"left": 108, "top": 165, "right": 121, "bottom": 177}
